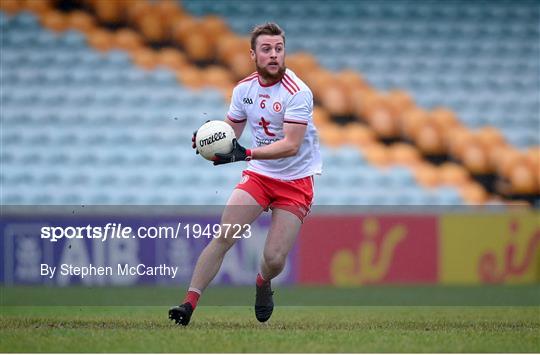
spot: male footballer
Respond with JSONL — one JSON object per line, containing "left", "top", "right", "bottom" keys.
{"left": 169, "top": 22, "right": 322, "bottom": 326}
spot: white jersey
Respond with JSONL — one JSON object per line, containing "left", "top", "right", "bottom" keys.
{"left": 226, "top": 68, "right": 322, "bottom": 180}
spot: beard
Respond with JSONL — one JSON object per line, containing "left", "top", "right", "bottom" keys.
{"left": 256, "top": 60, "right": 286, "bottom": 83}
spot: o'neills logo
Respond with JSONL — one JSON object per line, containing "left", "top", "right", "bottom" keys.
{"left": 199, "top": 132, "right": 227, "bottom": 147}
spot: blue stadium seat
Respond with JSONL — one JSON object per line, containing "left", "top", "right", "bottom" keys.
{"left": 182, "top": 0, "right": 538, "bottom": 149}
{"left": 1, "top": 8, "right": 514, "bottom": 206}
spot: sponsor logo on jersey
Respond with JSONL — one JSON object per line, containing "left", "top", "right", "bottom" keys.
{"left": 243, "top": 97, "right": 253, "bottom": 104}
{"left": 256, "top": 137, "right": 280, "bottom": 146}
{"left": 199, "top": 132, "right": 227, "bottom": 147}
{"left": 259, "top": 94, "right": 270, "bottom": 99}
{"left": 258, "top": 117, "right": 276, "bottom": 137}
{"left": 273, "top": 101, "right": 282, "bottom": 113}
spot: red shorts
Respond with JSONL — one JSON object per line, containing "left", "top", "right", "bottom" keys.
{"left": 235, "top": 170, "right": 314, "bottom": 222}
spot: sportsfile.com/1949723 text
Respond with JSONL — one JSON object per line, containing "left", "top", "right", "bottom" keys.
{"left": 40, "top": 223, "right": 252, "bottom": 243}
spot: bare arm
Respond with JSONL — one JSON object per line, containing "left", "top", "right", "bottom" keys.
{"left": 225, "top": 117, "right": 246, "bottom": 141}
{"left": 251, "top": 123, "right": 306, "bottom": 160}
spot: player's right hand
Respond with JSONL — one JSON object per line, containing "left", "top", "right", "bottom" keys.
{"left": 192, "top": 120, "right": 210, "bottom": 155}
{"left": 192, "top": 130, "right": 199, "bottom": 155}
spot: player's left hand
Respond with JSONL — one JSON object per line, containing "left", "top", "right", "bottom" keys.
{"left": 213, "top": 139, "right": 252, "bottom": 165}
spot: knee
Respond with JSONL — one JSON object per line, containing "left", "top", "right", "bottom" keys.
{"left": 263, "top": 250, "right": 287, "bottom": 271}
{"left": 211, "top": 232, "right": 236, "bottom": 251}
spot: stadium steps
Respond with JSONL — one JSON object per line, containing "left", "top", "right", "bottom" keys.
{"left": 0, "top": 7, "right": 532, "bottom": 206}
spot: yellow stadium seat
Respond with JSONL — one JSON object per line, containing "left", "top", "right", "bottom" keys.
{"left": 176, "top": 65, "right": 205, "bottom": 89}
{"left": 400, "top": 107, "right": 429, "bottom": 141}
{"left": 459, "top": 181, "right": 488, "bottom": 204}
{"left": 41, "top": 10, "right": 68, "bottom": 32}
{"left": 461, "top": 141, "right": 492, "bottom": 175}
{"left": 184, "top": 31, "right": 214, "bottom": 62}
{"left": 114, "top": 28, "right": 144, "bottom": 53}
{"left": 87, "top": 28, "right": 115, "bottom": 52}
{"left": 157, "top": 47, "right": 189, "bottom": 71}
{"left": 363, "top": 143, "right": 391, "bottom": 167}
{"left": 0, "top": 0, "right": 20, "bottom": 14}
{"left": 344, "top": 123, "right": 377, "bottom": 148}
{"left": 509, "top": 162, "right": 538, "bottom": 195}
{"left": 413, "top": 163, "right": 440, "bottom": 188}
{"left": 130, "top": 47, "right": 158, "bottom": 70}
{"left": 67, "top": 11, "right": 97, "bottom": 35}
{"left": 318, "top": 125, "right": 344, "bottom": 148}
{"left": 23, "top": 0, "right": 53, "bottom": 16}
{"left": 320, "top": 84, "right": 351, "bottom": 117}
{"left": 439, "top": 162, "right": 470, "bottom": 186}
{"left": 312, "top": 106, "right": 331, "bottom": 129}
{"left": 136, "top": 10, "right": 167, "bottom": 43}
{"left": 94, "top": 0, "right": 124, "bottom": 24}
{"left": 415, "top": 122, "right": 445, "bottom": 156}
{"left": 389, "top": 143, "right": 422, "bottom": 167}
{"left": 203, "top": 65, "right": 234, "bottom": 89}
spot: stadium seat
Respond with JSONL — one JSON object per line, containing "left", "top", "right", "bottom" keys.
{"left": 181, "top": 0, "right": 538, "bottom": 148}
{"left": 0, "top": 8, "right": 514, "bottom": 206}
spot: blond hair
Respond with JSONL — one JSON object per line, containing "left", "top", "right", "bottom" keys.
{"left": 250, "top": 23, "right": 285, "bottom": 50}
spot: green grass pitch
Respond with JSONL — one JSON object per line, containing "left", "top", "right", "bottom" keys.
{"left": 1, "top": 286, "right": 539, "bottom": 352}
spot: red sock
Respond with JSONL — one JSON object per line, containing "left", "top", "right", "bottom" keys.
{"left": 256, "top": 273, "right": 269, "bottom": 287}
{"left": 183, "top": 289, "right": 201, "bottom": 310}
